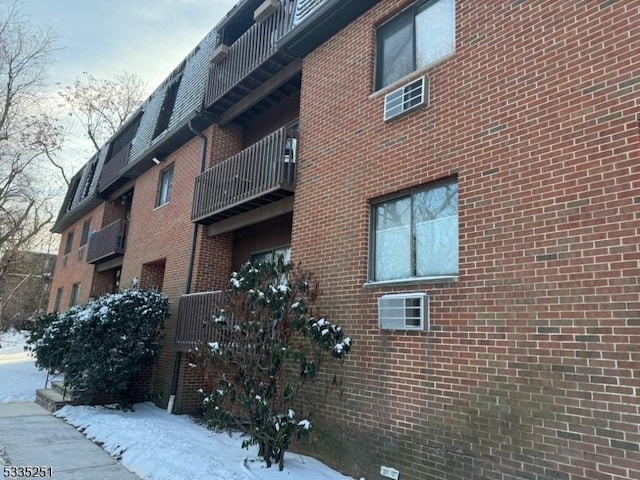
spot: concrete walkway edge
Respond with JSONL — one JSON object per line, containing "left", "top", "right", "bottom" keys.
{"left": 0, "top": 402, "right": 141, "bottom": 480}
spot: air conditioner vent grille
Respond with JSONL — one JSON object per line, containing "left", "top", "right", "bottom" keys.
{"left": 383, "top": 76, "right": 429, "bottom": 121}
{"left": 378, "top": 292, "right": 429, "bottom": 331}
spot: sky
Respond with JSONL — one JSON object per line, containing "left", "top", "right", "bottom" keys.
{"left": 21, "top": 0, "right": 236, "bottom": 93}
{"left": 18, "top": 0, "right": 238, "bottom": 175}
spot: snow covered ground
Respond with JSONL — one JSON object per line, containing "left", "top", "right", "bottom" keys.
{"left": 0, "top": 329, "right": 358, "bottom": 480}
{"left": 0, "top": 329, "right": 49, "bottom": 403}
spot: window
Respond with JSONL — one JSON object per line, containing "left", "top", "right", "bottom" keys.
{"left": 153, "top": 77, "right": 182, "bottom": 139}
{"left": 371, "top": 177, "right": 458, "bottom": 282}
{"left": 157, "top": 166, "right": 174, "bottom": 207}
{"left": 82, "top": 160, "right": 97, "bottom": 199}
{"left": 80, "top": 219, "right": 91, "bottom": 246}
{"left": 251, "top": 246, "right": 291, "bottom": 265}
{"left": 54, "top": 287, "right": 63, "bottom": 313}
{"left": 105, "top": 112, "right": 142, "bottom": 163}
{"left": 376, "top": 0, "right": 455, "bottom": 90}
{"left": 69, "top": 283, "right": 80, "bottom": 307}
{"left": 64, "top": 231, "right": 74, "bottom": 255}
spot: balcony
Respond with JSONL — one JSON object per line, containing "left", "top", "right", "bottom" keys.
{"left": 175, "top": 291, "right": 225, "bottom": 352}
{"left": 205, "top": 0, "right": 299, "bottom": 122}
{"left": 86, "top": 219, "right": 128, "bottom": 264}
{"left": 98, "top": 144, "right": 132, "bottom": 195}
{"left": 192, "top": 126, "right": 297, "bottom": 224}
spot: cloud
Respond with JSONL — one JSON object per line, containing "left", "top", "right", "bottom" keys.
{"left": 21, "top": 0, "right": 232, "bottom": 90}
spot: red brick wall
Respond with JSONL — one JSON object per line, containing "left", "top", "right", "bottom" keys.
{"left": 47, "top": 206, "right": 106, "bottom": 312}
{"left": 140, "top": 259, "right": 166, "bottom": 291}
{"left": 292, "top": 2, "right": 640, "bottom": 479}
{"left": 190, "top": 123, "right": 243, "bottom": 294}
{"left": 90, "top": 268, "right": 119, "bottom": 299}
{"left": 121, "top": 131, "right": 209, "bottom": 405}
{"left": 101, "top": 199, "right": 129, "bottom": 227}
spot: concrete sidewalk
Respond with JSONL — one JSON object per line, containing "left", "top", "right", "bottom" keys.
{"left": 0, "top": 402, "right": 141, "bottom": 480}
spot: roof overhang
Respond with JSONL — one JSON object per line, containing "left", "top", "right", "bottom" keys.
{"left": 51, "top": 194, "right": 102, "bottom": 234}
{"left": 120, "top": 110, "right": 215, "bottom": 178}
{"left": 277, "top": 0, "right": 381, "bottom": 57}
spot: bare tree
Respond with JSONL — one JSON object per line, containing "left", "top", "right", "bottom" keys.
{"left": 59, "top": 70, "right": 147, "bottom": 153}
{"left": 0, "top": 0, "right": 60, "bottom": 332}
{"left": 0, "top": 247, "right": 55, "bottom": 331}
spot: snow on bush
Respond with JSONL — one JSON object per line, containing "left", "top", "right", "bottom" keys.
{"left": 27, "top": 289, "right": 169, "bottom": 409}
{"left": 194, "top": 261, "right": 352, "bottom": 471}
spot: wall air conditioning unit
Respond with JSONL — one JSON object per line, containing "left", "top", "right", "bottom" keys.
{"left": 383, "top": 76, "right": 429, "bottom": 122}
{"left": 254, "top": 0, "right": 279, "bottom": 22}
{"left": 378, "top": 292, "right": 429, "bottom": 331}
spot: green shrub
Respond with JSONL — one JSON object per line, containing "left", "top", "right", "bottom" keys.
{"left": 196, "top": 261, "right": 351, "bottom": 470}
{"left": 26, "top": 311, "right": 72, "bottom": 374}
{"left": 29, "top": 289, "right": 169, "bottom": 409}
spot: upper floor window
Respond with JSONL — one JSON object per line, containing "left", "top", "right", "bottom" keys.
{"left": 80, "top": 219, "right": 91, "bottom": 246}
{"left": 153, "top": 77, "right": 182, "bottom": 139}
{"left": 64, "top": 231, "right": 74, "bottom": 255}
{"left": 376, "top": 0, "right": 455, "bottom": 90}
{"left": 370, "top": 177, "right": 458, "bottom": 282}
{"left": 157, "top": 165, "right": 174, "bottom": 207}
{"left": 82, "top": 160, "right": 97, "bottom": 199}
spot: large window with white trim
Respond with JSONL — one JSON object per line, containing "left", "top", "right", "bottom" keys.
{"left": 371, "top": 177, "right": 458, "bottom": 282}
{"left": 376, "top": 0, "right": 455, "bottom": 90}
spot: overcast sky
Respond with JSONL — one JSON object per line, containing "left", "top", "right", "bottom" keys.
{"left": 22, "top": 0, "right": 236, "bottom": 92}
{"left": 18, "top": 0, "right": 238, "bottom": 182}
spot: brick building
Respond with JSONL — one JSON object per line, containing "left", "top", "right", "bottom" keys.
{"left": 50, "top": 1, "right": 640, "bottom": 479}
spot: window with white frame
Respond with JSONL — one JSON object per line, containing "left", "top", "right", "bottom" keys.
{"left": 371, "top": 177, "right": 458, "bottom": 282}
{"left": 157, "top": 165, "right": 174, "bottom": 207}
{"left": 376, "top": 0, "right": 455, "bottom": 90}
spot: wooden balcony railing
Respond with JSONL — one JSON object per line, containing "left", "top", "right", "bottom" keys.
{"left": 98, "top": 143, "right": 131, "bottom": 194}
{"left": 205, "top": 0, "right": 295, "bottom": 108}
{"left": 86, "top": 219, "right": 128, "bottom": 264}
{"left": 175, "top": 291, "right": 225, "bottom": 352}
{"left": 192, "top": 126, "right": 297, "bottom": 224}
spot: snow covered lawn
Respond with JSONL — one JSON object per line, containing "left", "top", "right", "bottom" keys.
{"left": 0, "top": 329, "right": 358, "bottom": 480}
{"left": 0, "top": 329, "right": 49, "bottom": 403}
{"left": 56, "top": 403, "right": 356, "bottom": 480}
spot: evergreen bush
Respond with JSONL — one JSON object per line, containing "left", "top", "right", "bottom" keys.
{"left": 28, "top": 289, "right": 169, "bottom": 409}
{"left": 195, "top": 261, "right": 351, "bottom": 470}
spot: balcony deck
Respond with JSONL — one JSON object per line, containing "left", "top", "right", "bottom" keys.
{"left": 175, "top": 291, "right": 225, "bottom": 352}
{"left": 86, "top": 219, "right": 128, "bottom": 264}
{"left": 192, "top": 126, "right": 297, "bottom": 225}
{"left": 205, "top": 0, "right": 298, "bottom": 122}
